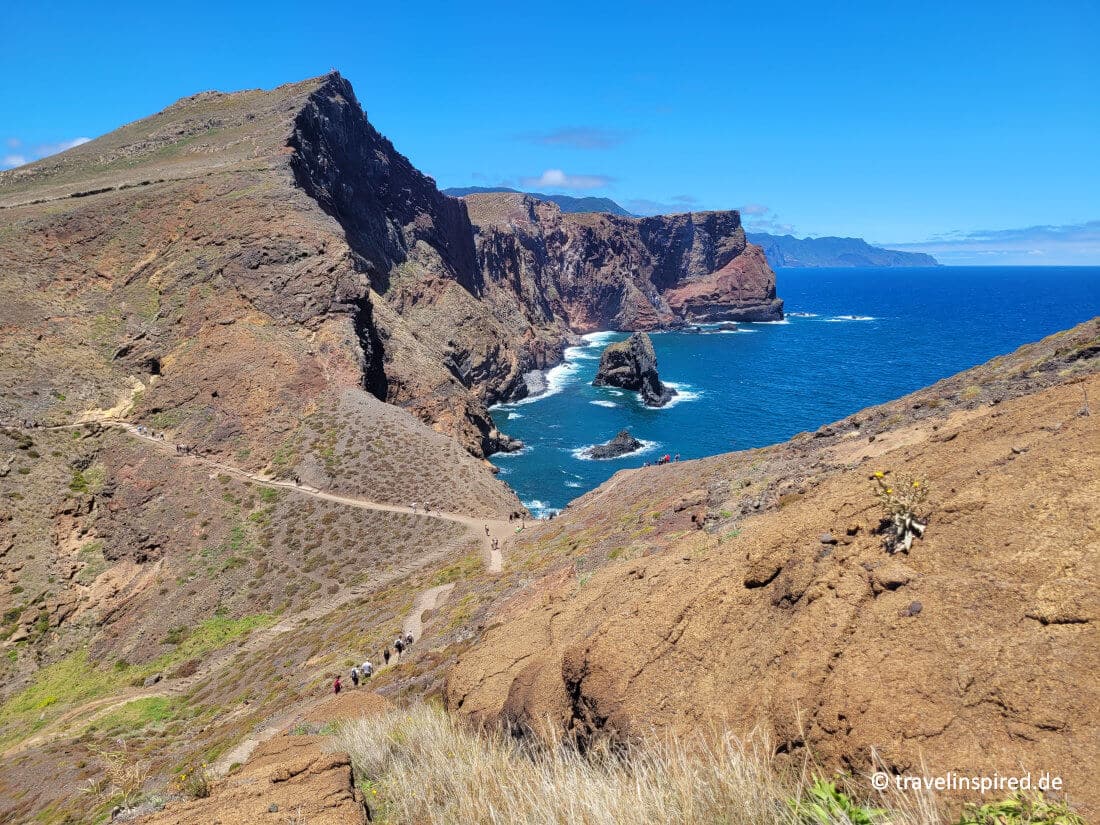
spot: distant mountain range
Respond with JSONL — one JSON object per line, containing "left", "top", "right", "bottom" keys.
{"left": 745, "top": 233, "right": 939, "bottom": 267}
{"left": 443, "top": 188, "right": 939, "bottom": 267}
{"left": 442, "top": 186, "right": 634, "bottom": 217}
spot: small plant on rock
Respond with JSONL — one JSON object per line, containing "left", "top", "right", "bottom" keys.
{"left": 788, "top": 777, "right": 885, "bottom": 825}
{"left": 871, "top": 470, "right": 928, "bottom": 553}
{"left": 955, "top": 792, "right": 1084, "bottom": 825}
{"left": 169, "top": 762, "right": 211, "bottom": 799}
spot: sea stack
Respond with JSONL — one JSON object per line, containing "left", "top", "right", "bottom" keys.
{"left": 592, "top": 332, "right": 677, "bottom": 407}
{"left": 587, "top": 429, "right": 644, "bottom": 459}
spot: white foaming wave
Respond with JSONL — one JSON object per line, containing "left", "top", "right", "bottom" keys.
{"left": 564, "top": 481, "right": 582, "bottom": 488}
{"left": 571, "top": 438, "right": 660, "bottom": 461}
{"left": 788, "top": 311, "right": 820, "bottom": 318}
{"left": 523, "top": 499, "right": 562, "bottom": 519}
{"left": 590, "top": 400, "right": 617, "bottom": 408}
{"left": 506, "top": 359, "right": 582, "bottom": 406}
{"left": 507, "top": 411, "right": 523, "bottom": 420}
{"left": 658, "top": 382, "right": 701, "bottom": 408}
{"left": 493, "top": 445, "right": 531, "bottom": 458}
{"left": 745, "top": 319, "right": 790, "bottom": 325}
{"left": 582, "top": 330, "right": 618, "bottom": 345}
{"left": 607, "top": 389, "right": 625, "bottom": 396}
{"left": 824, "top": 315, "right": 877, "bottom": 322}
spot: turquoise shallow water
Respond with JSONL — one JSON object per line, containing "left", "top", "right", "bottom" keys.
{"left": 489, "top": 266, "right": 1100, "bottom": 517}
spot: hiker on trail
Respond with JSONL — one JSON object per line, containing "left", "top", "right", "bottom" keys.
{"left": 362, "top": 660, "right": 373, "bottom": 679}
{"left": 351, "top": 666, "right": 360, "bottom": 688}
{"left": 333, "top": 675, "right": 342, "bottom": 695}
{"left": 394, "top": 638, "right": 405, "bottom": 657}
{"left": 405, "top": 631, "right": 413, "bottom": 647}
{"left": 383, "top": 647, "right": 391, "bottom": 666}
{"left": 485, "top": 525, "right": 490, "bottom": 537}
{"left": 674, "top": 453, "right": 680, "bottom": 462}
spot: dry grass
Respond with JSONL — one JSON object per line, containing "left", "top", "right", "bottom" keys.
{"left": 338, "top": 704, "right": 942, "bottom": 825}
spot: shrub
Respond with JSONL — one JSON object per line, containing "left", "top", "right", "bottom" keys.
{"left": 871, "top": 471, "right": 929, "bottom": 553}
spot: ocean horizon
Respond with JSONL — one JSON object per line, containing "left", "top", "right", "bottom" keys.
{"left": 490, "top": 265, "right": 1100, "bottom": 517}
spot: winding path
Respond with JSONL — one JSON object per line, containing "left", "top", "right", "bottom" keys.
{"left": 403, "top": 583, "right": 455, "bottom": 642}
{"left": 2, "top": 417, "right": 522, "bottom": 759}
{"left": 38, "top": 419, "right": 513, "bottom": 573}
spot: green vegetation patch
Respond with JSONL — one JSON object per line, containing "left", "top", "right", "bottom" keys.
{"left": 0, "top": 613, "right": 275, "bottom": 747}
{"left": 0, "top": 651, "right": 128, "bottom": 744}
{"left": 429, "top": 552, "right": 484, "bottom": 586}
{"left": 86, "top": 696, "right": 179, "bottom": 736}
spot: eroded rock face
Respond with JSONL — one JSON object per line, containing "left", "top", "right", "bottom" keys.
{"left": 466, "top": 194, "right": 784, "bottom": 334}
{"left": 587, "top": 429, "right": 644, "bottom": 460}
{"left": 593, "top": 333, "right": 676, "bottom": 407}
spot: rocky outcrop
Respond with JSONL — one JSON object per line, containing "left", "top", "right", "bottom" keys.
{"left": 587, "top": 430, "right": 644, "bottom": 459}
{"left": 593, "top": 333, "right": 676, "bottom": 407}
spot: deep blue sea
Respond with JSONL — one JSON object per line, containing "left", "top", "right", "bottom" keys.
{"left": 489, "top": 266, "right": 1100, "bottom": 517}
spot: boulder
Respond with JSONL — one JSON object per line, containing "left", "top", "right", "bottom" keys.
{"left": 592, "top": 333, "right": 677, "bottom": 407}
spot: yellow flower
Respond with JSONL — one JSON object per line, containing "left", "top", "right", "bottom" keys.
{"left": 912, "top": 480, "right": 921, "bottom": 488}
{"left": 372, "top": 789, "right": 378, "bottom": 795}
{"left": 873, "top": 471, "right": 885, "bottom": 478}
{"left": 886, "top": 488, "right": 893, "bottom": 494}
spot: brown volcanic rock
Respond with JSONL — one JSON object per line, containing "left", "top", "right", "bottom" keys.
{"left": 0, "top": 73, "right": 778, "bottom": 457}
{"left": 592, "top": 332, "right": 676, "bottom": 406}
{"left": 446, "top": 321, "right": 1100, "bottom": 812}
{"left": 141, "top": 692, "right": 390, "bottom": 825}
{"left": 465, "top": 193, "right": 783, "bottom": 334}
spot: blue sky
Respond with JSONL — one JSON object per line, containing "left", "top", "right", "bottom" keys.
{"left": 2, "top": 1, "right": 1098, "bottom": 264}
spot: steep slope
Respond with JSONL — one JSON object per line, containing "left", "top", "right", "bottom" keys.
{"left": 466, "top": 193, "right": 783, "bottom": 334}
{"left": 446, "top": 319, "right": 1100, "bottom": 812}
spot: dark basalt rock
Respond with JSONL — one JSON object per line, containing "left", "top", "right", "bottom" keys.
{"left": 592, "top": 333, "right": 677, "bottom": 407}
{"left": 588, "top": 429, "right": 644, "bottom": 459}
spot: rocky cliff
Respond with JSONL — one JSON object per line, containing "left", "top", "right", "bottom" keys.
{"left": 466, "top": 194, "right": 783, "bottom": 336}
{"left": 592, "top": 333, "right": 676, "bottom": 406}
{"left": 0, "top": 74, "right": 781, "bottom": 457}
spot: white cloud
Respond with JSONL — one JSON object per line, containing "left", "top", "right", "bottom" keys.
{"left": 0, "top": 136, "right": 93, "bottom": 171}
{"left": 738, "top": 204, "right": 797, "bottom": 235}
{"left": 36, "top": 137, "right": 91, "bottom": 155}
{"left": 888, "top": 220, "right": 1100, "bottom": 265}
{"left": 521, "top": 169, "right": 612, "bottom": 190}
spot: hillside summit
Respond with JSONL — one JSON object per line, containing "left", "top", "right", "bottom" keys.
{"left": 0, "top": 71, "right": 780, "bottom": 459}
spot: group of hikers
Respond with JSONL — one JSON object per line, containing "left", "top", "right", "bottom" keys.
{"left": 409, "top": 502, "right": 435, "bottom": 514}
{"left": 644, "top": 453, "right": 680, "bottom": 467}
{"left": 333, "top": 631, "right": 416, "bottom": 694}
